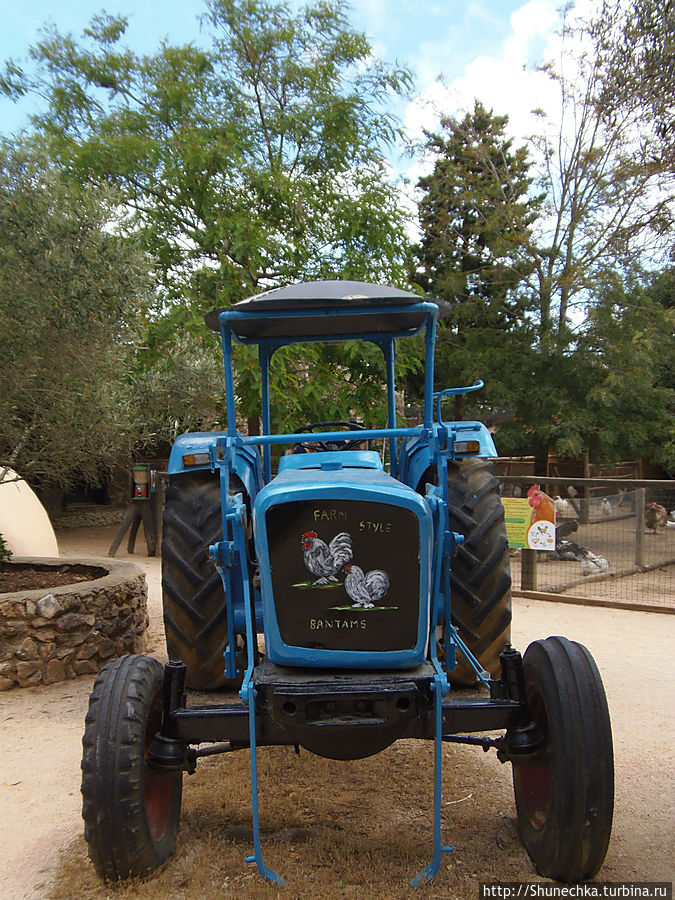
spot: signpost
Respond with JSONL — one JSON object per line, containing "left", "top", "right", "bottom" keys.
{"left": 501, "top": 486, "right": 556, "bottom": 591}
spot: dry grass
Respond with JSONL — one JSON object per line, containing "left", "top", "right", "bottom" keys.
{"left": 50, "top": 738, "right": 541, "bottom": 900}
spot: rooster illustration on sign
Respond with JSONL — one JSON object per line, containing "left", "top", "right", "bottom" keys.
{"left": 343, "top": 564, "right": 390, "bottom": 609}
{"left": 301, "top": 531, "right": 353, "bottom": 585}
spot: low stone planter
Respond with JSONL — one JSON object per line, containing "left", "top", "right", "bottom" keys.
{"left": 0, "top": 557, "right": 148, "bottom": 690}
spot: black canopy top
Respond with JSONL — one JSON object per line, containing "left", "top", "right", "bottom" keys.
{"left": 204, "top": 280, "right": 450, "bottom": 342}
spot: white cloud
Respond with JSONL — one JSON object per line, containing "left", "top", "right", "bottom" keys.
{"left": 504, "top": 0, "right": 558, "bottom": 63}
{"left": 402, "top": 0, "right": 563, "bottom": 171}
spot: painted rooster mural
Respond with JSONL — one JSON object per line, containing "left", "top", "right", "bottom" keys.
{"left": 343, "top": 564, "right": 390, "bottom": 609}
{"left": 301, "top": 531, "right": 353, "bottom": 585}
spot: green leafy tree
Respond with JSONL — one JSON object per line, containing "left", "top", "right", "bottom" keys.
{"left": 527, "top": 0, "right": 673, "bottom": 336}
{"left": 1, "top": 0, "right": 415, "bottom": 433}
{"left": 518, "top": 0, "right": 674, "bottom": 470}
{"left": 579, "top": 268, "right": 675, "bottom": 474}
{"left": 416, "top": 1, "right": 674, "bottom": 472}
{"left": 0, "top": 141, "right": 151, "bottom": 490}
{"left": 594, "top": 0, "right": 675, "bottom": 180}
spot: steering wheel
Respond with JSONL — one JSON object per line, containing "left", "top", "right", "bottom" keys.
{"left": 292, "top": 421, "right": 367, "bottom": 452}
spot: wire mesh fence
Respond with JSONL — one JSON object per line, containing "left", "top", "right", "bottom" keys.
{"left": 498, "top": 478, "right": 675, "bottom": 612}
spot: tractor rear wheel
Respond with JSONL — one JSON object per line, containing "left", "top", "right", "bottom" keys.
{"left": 81, "top": 654, "right": 182, "bottom": 880}
{"left": 512, "top": 636, "right": 614, "bottom": 880}
{"left": 161, "top": 471, "right": 242, "bottom": 690}
{"left": 445, "top": 458, "right": 512, "bottom": 684}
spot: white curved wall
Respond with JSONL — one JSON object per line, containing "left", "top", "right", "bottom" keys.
{"left": 0, "top": 470, "right": 59, "bottom": 557}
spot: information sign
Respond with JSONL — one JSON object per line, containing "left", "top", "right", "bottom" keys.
{"left": 501, "top": 486, "right": 556, "bottom": 550}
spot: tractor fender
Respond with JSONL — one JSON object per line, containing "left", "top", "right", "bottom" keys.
{"left": 398, "top": 432, "right": 435, "bottom": 491}
{"left": 398, "top": 422, "right": 497, "bottom": 491}
{"left": 167, "top": 432, "right": 263, "bottom": 502}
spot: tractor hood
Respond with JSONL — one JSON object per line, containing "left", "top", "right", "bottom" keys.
{"left": 252, "top": 451, "right": 433, "bottom": 669}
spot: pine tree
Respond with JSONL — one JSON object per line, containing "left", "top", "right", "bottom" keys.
{"left": 413, "top": 101, "right": 542, "bottom": 418}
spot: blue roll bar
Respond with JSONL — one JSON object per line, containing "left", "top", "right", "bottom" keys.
{"left": 217, "top": 301, "right": 440, "bottom": 481}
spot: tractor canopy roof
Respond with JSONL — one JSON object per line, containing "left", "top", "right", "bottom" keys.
{"left": 205, "top": 280, "right": 450, "bottom": 343}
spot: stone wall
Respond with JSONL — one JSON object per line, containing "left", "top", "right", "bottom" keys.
{"left": 0, "top": 557, "right": 148, "bottom": 690}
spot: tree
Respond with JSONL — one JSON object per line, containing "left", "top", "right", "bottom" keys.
{"left": 412, "top": 102, "right": 542, "bottom": 418}
{"left": 529, "top": 0, "right": 673, "bottom": 333}
{"left": 417, "top": 1, "right": 674, "bottom": 472}
{"left": 0, "top": 140, "right": 151, "bottom": 490}
{"left": 2, "top": 1, "right": 412, "bottom": 300}
{"left": 1, "top": 0, "right": 415, "bottom": 432}
{"left": 519, "top": 0, "right": 674, "bottom": 469}
{"left": 595, "top": 0, "right": 675, "bottom": 178}
{"left": 579, "top": 267, "right": 675, "bottom": 474}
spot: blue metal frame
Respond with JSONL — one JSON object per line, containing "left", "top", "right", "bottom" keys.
{"left": 194, "top": 296, "right": 501, "bottom": 887}
{"left": 209, "top": 490, "right": 284, "bottom": 884}
{"left": 217, "top": 302, "right": 439, "bottom": 486}
{"left": 201, "top": 298, "right": 498, "bottom": 686}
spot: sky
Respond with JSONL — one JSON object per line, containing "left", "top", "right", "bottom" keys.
{"left": 0, "top": 0, "right": 571, "bottom": 160}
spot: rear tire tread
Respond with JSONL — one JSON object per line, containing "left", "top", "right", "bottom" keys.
{"left": 161, "top": 472, "right": 243, "bottom": 690}
{"left": 444, "top": 458, "right": 512, "bottom": 683}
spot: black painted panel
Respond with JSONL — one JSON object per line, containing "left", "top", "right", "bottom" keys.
{"left": 266, "top": 499, "right": 421, "bottom": 651}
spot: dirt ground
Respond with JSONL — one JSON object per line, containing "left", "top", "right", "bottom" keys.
{"left": 1, "top": 524, "right": 673, "bottom": 899}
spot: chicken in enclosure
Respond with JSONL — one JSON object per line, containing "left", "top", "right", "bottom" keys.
{"left": 581, "top": 552, "right": 610, "bottom": 576}
{"left": 601, "top": 498, "right": 613, "bottom": 517}
{"left": 553, "top": 495, "right": 578, "bottom": 547}
{"left": 556, "top": 541, "right": 588, "bottom": 562}
{"left": 645, "top": 503, "right": 668, "bottom": 534}
{"left": 556, "top": 541, "right": 610, "bottom": 578}
{"left": 301, "top": 531, "right": 353, "bottom": 584}
{"left": 554, "top": 496, "right": 577, "bottom": 519}
{"left": 343, "top": 564, "right": 390, "bottom": 609}
{"left": 555, "top": 518, "right": 579, "bottom": 543}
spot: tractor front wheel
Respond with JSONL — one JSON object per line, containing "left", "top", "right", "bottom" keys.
{"left": 81, "top": 654, "right": 183, "bottom": 880}
{"left": 512, "top": 636, "right": 614, "bottom": 881}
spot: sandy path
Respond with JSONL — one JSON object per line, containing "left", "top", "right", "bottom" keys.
{"left": 0, "top": 525, "right": 673, "bottom": 897}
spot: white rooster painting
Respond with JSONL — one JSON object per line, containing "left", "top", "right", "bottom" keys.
{"left": 296, "top": 530, "right": 394, "bottom": 611}
{"left": 300, "top": 530, "right": 353, "bottom": 585}
{"left": 343, "top": 564, "right": 390, "bottom": 609}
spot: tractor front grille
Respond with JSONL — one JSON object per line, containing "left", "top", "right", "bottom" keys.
{"left": 265, "top": 498, "right": 421, "bottom": 653}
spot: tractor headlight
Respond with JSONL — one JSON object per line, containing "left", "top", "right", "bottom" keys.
{"left": 453, "top": 441, "right": 480, "bottom": 454}
{"left": 182, "top": 452, "right": 211, "bottom": 467}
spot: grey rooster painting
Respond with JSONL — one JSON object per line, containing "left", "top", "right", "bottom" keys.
{"left": 301, "top": 531, "right": 353, "bottom": 585}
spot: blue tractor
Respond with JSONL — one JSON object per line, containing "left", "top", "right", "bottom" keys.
{"left": 81, "top": 281, "right": 613, "bottom": 886}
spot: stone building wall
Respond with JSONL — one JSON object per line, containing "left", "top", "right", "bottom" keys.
{"left": 0, "top": 557, "right": 148, "bottom": 690}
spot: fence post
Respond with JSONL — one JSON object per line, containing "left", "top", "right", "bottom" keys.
{"left": 521, "top": 549, "right": 538, "bottom": 591}
{"left": 635, "top": 488, "right": 646, "bottom": 568}
{"left": 581, "top": 452, "right": 591, "bottom": 524}
{"left": 153, "top": 471, "right": 165, "bottom": 550}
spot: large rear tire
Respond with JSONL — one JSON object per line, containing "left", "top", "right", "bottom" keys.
{"left": 161, "top": 472, "right": 241, "bottom": 690}
{"left": 81, "top": 655, "right": 182, "bottom": 880}
{"left": 512, "top": 636, "right": 614, "bottom": 880}
{"left": 445, "top": 458, "right": 512, "bottom": 684}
